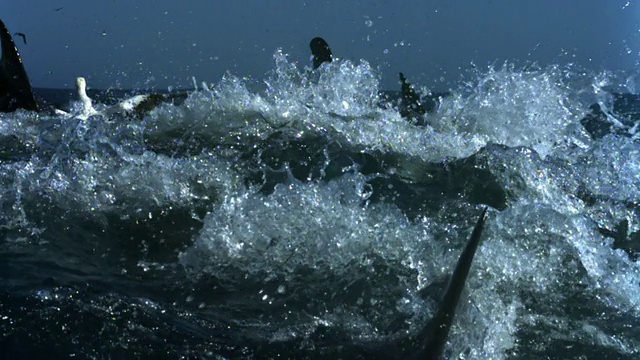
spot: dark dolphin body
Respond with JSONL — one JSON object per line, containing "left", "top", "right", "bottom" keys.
{"left": 0, "top": 19, "right": 38, "bottom": 112}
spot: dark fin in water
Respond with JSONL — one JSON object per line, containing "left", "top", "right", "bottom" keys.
{"left": 357, "top": 208, "right": 488, "bottom": 359}
{"left": 0, "top": 19, "right": 38, "bottom": 112}
{"left": 399, "top": 72, "right": 426, "bottom": 120}
{"left": 310, "top": 37, "right": 332, "bottom": 69}
{"left": 416, "top": 207, "right": 488, "bottom": 359}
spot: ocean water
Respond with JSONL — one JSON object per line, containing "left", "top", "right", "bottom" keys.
{"left": 1, "top": 50, "right": 640, "bottom": 359}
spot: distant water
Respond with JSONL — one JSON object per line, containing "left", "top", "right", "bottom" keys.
{"left": 1, "top": 51, "right": 640, "bottom": 359}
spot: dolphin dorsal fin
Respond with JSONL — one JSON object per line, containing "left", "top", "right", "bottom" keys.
{"left": 310, "top": 37, "right": 332, "bottom": 69}
{"left": 419, "top": 208, "right": 488, "bottom": 359}
{"left": 399, "top": 72, "right": 425, "bottom": 115}
{"left": 0, "top": 19, "right": 37, "bottom": 112}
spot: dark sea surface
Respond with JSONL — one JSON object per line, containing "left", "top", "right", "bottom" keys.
{"left": 1, "top": 53, "right": 640, "bottom": 359}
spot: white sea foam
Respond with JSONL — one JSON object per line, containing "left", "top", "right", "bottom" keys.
{"left": 1, "top": 52, "right": 639, "bottom": 357}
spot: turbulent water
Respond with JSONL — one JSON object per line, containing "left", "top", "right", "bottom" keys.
{"left": 1, "top": 50, "right": 640, "bottom": 359}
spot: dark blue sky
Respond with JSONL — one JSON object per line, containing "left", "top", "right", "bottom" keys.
{"left": 1, "top": 1, "right": 639, "bottom": 90}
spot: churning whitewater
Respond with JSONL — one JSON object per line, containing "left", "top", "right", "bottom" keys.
{"left": 1, "top": 47, "right": 640, "bottom": 359}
